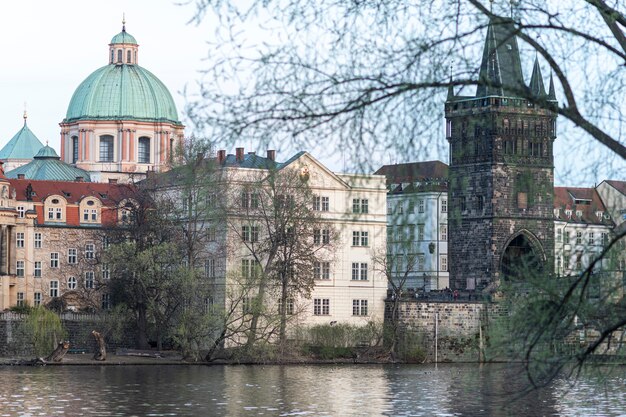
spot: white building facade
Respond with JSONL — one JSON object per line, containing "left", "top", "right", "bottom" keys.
{"left": 375, "top": 161, "right": 449, "bottom": 291}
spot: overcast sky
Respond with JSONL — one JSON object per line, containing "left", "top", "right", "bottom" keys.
{"left": 0, "top": 1, "right": 206, "bottom": 154}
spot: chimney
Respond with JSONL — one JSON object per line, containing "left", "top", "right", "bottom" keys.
{"left": 75, "top": 176, "right": 84, "bottom": 182}
{"left": 248, "top": 151, "right": 255, "bottom": 156}
{"left": 217, "top": 149, "right": 226, "bottom": 164}
{"left": 17, "top": 174, "right": 25, "bottom": 180}
{"left": 109, "top": 178, "right": 118, "bottom": 184}
{"left": 267, "top": 150, "right": 276, "bottom": 161}
{"left": 236, "top": 147, "right": 244, "bottom": 162}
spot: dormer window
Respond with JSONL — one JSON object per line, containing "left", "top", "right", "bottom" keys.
{"left": 553, "top": 208, "right": 560, "bottom": 217}
{"left": 80, "top": 198, "right": 101, "bottom": 224}
{"left": 45, "top": 196, "right": 66, "bottom": 222}
{"left": 576, "top": 210, "right": 582, "bottom": 218}
{"left": 565, "top": 209, "right": 572, "bottom": 218}
{"left": 596, "top": 211, "right": 603, "bottom": 219}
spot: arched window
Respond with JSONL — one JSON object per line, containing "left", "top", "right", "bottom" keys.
{"left": 72, "top": 136, "right": 79, "bottom": 163}
{"left": 117, "top": 49, "right": 122, "bottom": 63}
{"left": 127, "top": 50, "right": 132, "bottom": 63}
{"left": 138, "top": 137, "right": 150, "bottom": 163}
{"left": 99, "top": 135, "right": 114, "bottom": 162}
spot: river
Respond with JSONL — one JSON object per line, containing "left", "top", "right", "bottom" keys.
{"left": 0, "top": 363, "right": 624, "bottom": 416}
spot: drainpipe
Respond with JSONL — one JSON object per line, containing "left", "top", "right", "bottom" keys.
{"left": 435, "top": 311, "right": 439, "bottom": 364}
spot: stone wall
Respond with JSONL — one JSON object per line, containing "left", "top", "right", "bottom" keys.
{"left": 393, "top": 300, "right": 508, "bottom": 362}
{"left": 0, "top": 312, "right": 135, "bottom": 357}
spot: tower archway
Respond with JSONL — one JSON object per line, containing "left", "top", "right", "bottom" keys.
{"left": 500, "top": 231, "right": 545, "bottom": 281}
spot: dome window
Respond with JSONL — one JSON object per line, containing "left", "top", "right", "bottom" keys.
{"left": 117, "top": 49, "right": 122, "bottom": 63}
{"left": 127, "top": 50, "right": 132, "bottom": 64}
{"left": 110, "top": 49, "right": 114, "bottom": 64}
{"left": 72, "top": 136, "right": 79, "bottom": 163}
{"left": 138, "top": 137, "right": 151, "bottom": 163}
{"left": 99, "top": 135, "right": 114, "bottom": 162}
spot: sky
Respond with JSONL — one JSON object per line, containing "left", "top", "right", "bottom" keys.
{"left": 0, "top": 0, "right": 207, "bottom": 156}
{"left": 1, "top": 1, "right": 623, "bottom": 183}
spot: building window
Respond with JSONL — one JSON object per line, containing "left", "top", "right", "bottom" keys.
{"left": 602, "top": 233, "right": 609, "bottom": 246}
{"left": 460, "top": 196, "right": 467, "bottom": 212}
{"left": 440, "top": 224, "right": 447, "bottom": 241}
{"left": 441, "top": 255, "right": 448, "bottom": 272}
{"left": 351, "top": 262, "right": 368, "bottom": 280}
{"left": 68, "top": 248, "right": 77, "bottom": 264}
{"left": 352, "top": 231, "right": 369, "bottom": 246}
{"left": 102, "top": 263, "right": 110, "bottom": 280}
{"left": 16, "top": 232, "right": 24, "bottom": 248}
{"left": 17, "top": 292, "right": 24, "bottom": 307}
{"left": 588, "top": 232, "right": 595, "bottom": 245}
{"left": 16, "top": 261, "right": 24, "bottom": 277}
{"left": 242, "top": 297, "right": 252, "bottom": 315}
{"left": 279, "top": 299, "right": 294, "bottom": 315}
{"left": 85, "top": 271, "right": 95, "bottom": 289}
{"left": 138, "top": 137, "right": 151, "bottom": 163}
{"left": 441, "top": 199, "right": 447, "bottom": 213}
{"left": 34, "top": 233, "right": 42, "bottom": 249}
{"left": 314, "top": 229, "right": 331, "bottom": 245}
{"left": 50, "top": 280, "right": 59, "bottom": 297}
{"left": 241, "top": 259, "right": 259, "bottom": 279}
{"left": 67, "top": 276, "right": 77, "bottom": 290}
{"left": 477, "top": 196, "right": 484, "bottom": 211}
{"left": 418, "top": 224, "right": 425, "bottom": 241}
{"left": 34, "top": 261, "right": 42, "bottom": 278}
{"left": 556, "top": 228, "right": 562, "bottom": 243}
{"left": 564, "top": 231, "right": 570, "bottom": 244}
{"left": 313, "top": 196, "right": 329, "bottom": 211}
{"left": 99, "top": 135, "right": 114, "bottom": 162}
{"left": 314, "top": 261, "right": 331, "bottom": 280}
{"left": 85, "top": 244, "right": 95, "bottom": 259}
{"left": 418, "top": 199, "right": 425, "bottom": 213}
{"left": 72, "top": 136, "right": 79, "bottom": 163}
{"left": 205, "top": 259, "right": 216, "bottom": 278}
{"left": 17, "top": 206, "right": 25, "bottom": 218}
{"left": 352, "top": 299, "right": 368, "bottom": 316}
{"left": 352, "top": 199, "right": 369, "bottom": 214}
{"left": 34, "top": 292, "right": 42, "bottom": 306}
{"left": 313, "top": 298, "right": 330, "bottom": 315}
{"left": 576, "top": 231, "right": 582, "bottom": 245}
{"left": 102, "top": 293, "right": 111, "bottom": 310}
{"left": 50, "top": 252, "right": 59, "bottom": 268}
{"left": 417, "top": 255, "right": 425, "bottom": 271}
{"left": 241, "top": 192, "right": 259, "bottom": 209}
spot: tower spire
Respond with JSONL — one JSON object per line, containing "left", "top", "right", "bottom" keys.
{"left": 529, "top": 54, "right": 546, "bottom": 97}
{"left": 547, "top": 71, "right": 557, "bottom": 102}
{"left": 122, "top": 13, "right": 126, "bottom": 32}
{"left": 476, "top": 17, "right": 526, "bottom": 98}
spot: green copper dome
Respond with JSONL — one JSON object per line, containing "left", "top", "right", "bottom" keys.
{"left": 64, "top": 64, "right": 181, "bottom": 124}
{"left": 6, "top": 146, "right": 91, "bottom": 182}
{"left": 111, "top": 29, "right": 137, "bottom": 45}
{"left": 0, "top": 118, "right": 45, "bottom": 160}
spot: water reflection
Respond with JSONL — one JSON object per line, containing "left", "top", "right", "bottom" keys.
{"left": 0, "top": 364, "right": 624, "bottom": 416}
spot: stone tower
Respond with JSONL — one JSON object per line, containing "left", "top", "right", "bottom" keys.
{"left": 445, "top": 18, "right": 557, "bottom": 291}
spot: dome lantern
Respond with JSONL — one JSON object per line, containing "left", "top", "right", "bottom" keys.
{"left": 109, "top": 17, "right": 138, "bottom": 65}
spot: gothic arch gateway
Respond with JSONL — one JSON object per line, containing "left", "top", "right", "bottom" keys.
{"left": 500, "top": 231, "right": 546, "bottom": 280}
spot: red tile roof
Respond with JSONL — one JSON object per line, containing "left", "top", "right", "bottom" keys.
{"left": 553, "top": 186, "right": 613, "bottom": 225}
{"left": 8, "top": 179, "right": 136, "bottom": 206}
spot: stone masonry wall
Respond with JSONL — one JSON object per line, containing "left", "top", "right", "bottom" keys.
{"left": 0, "top": 312, "right": 135, "bottom": 357}
{"left": 393, "top": 300, "right": 508, "bottom": 362}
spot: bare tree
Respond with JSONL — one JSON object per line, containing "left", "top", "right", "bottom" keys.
{"left": 185, "top": 0, "right": 625, "bottom": 178}
{"left": 222, "top": 165, "right": 337, "bottom": 348}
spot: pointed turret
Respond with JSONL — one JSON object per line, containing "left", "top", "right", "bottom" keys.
{"left": 476, "top": 18, "right": 526, "bottom": 98}
{"left": 547, "top": 71, "right": 557, "bottom": 102}
{"left": 447, "top": 76, "right": 455, "bottom": 101}
{"left": 529, "top": 55, "right": 546, "bottom": 97}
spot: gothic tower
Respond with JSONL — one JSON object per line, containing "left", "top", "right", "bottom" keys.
{"left": 445, "top": 18, "right": 557, "bottom": 291}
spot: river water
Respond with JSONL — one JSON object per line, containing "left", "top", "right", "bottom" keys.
{"left": 0, "top": 363, "right": 624, "bottom": 416}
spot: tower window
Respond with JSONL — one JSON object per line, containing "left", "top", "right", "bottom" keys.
{"left": 127, "top": 50, "right": 132, "bottom": 63}
{"left": 99, "top": 135, "right": 114, "bottom": 162}
{"left": 117, "top": 49, "right": 122, "bottom": 63}
{"left": 138, "top": 137, "right": 151, "bottom": 163}
{"left": 72, "top": 136, "right": 79, "bottom": 163}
